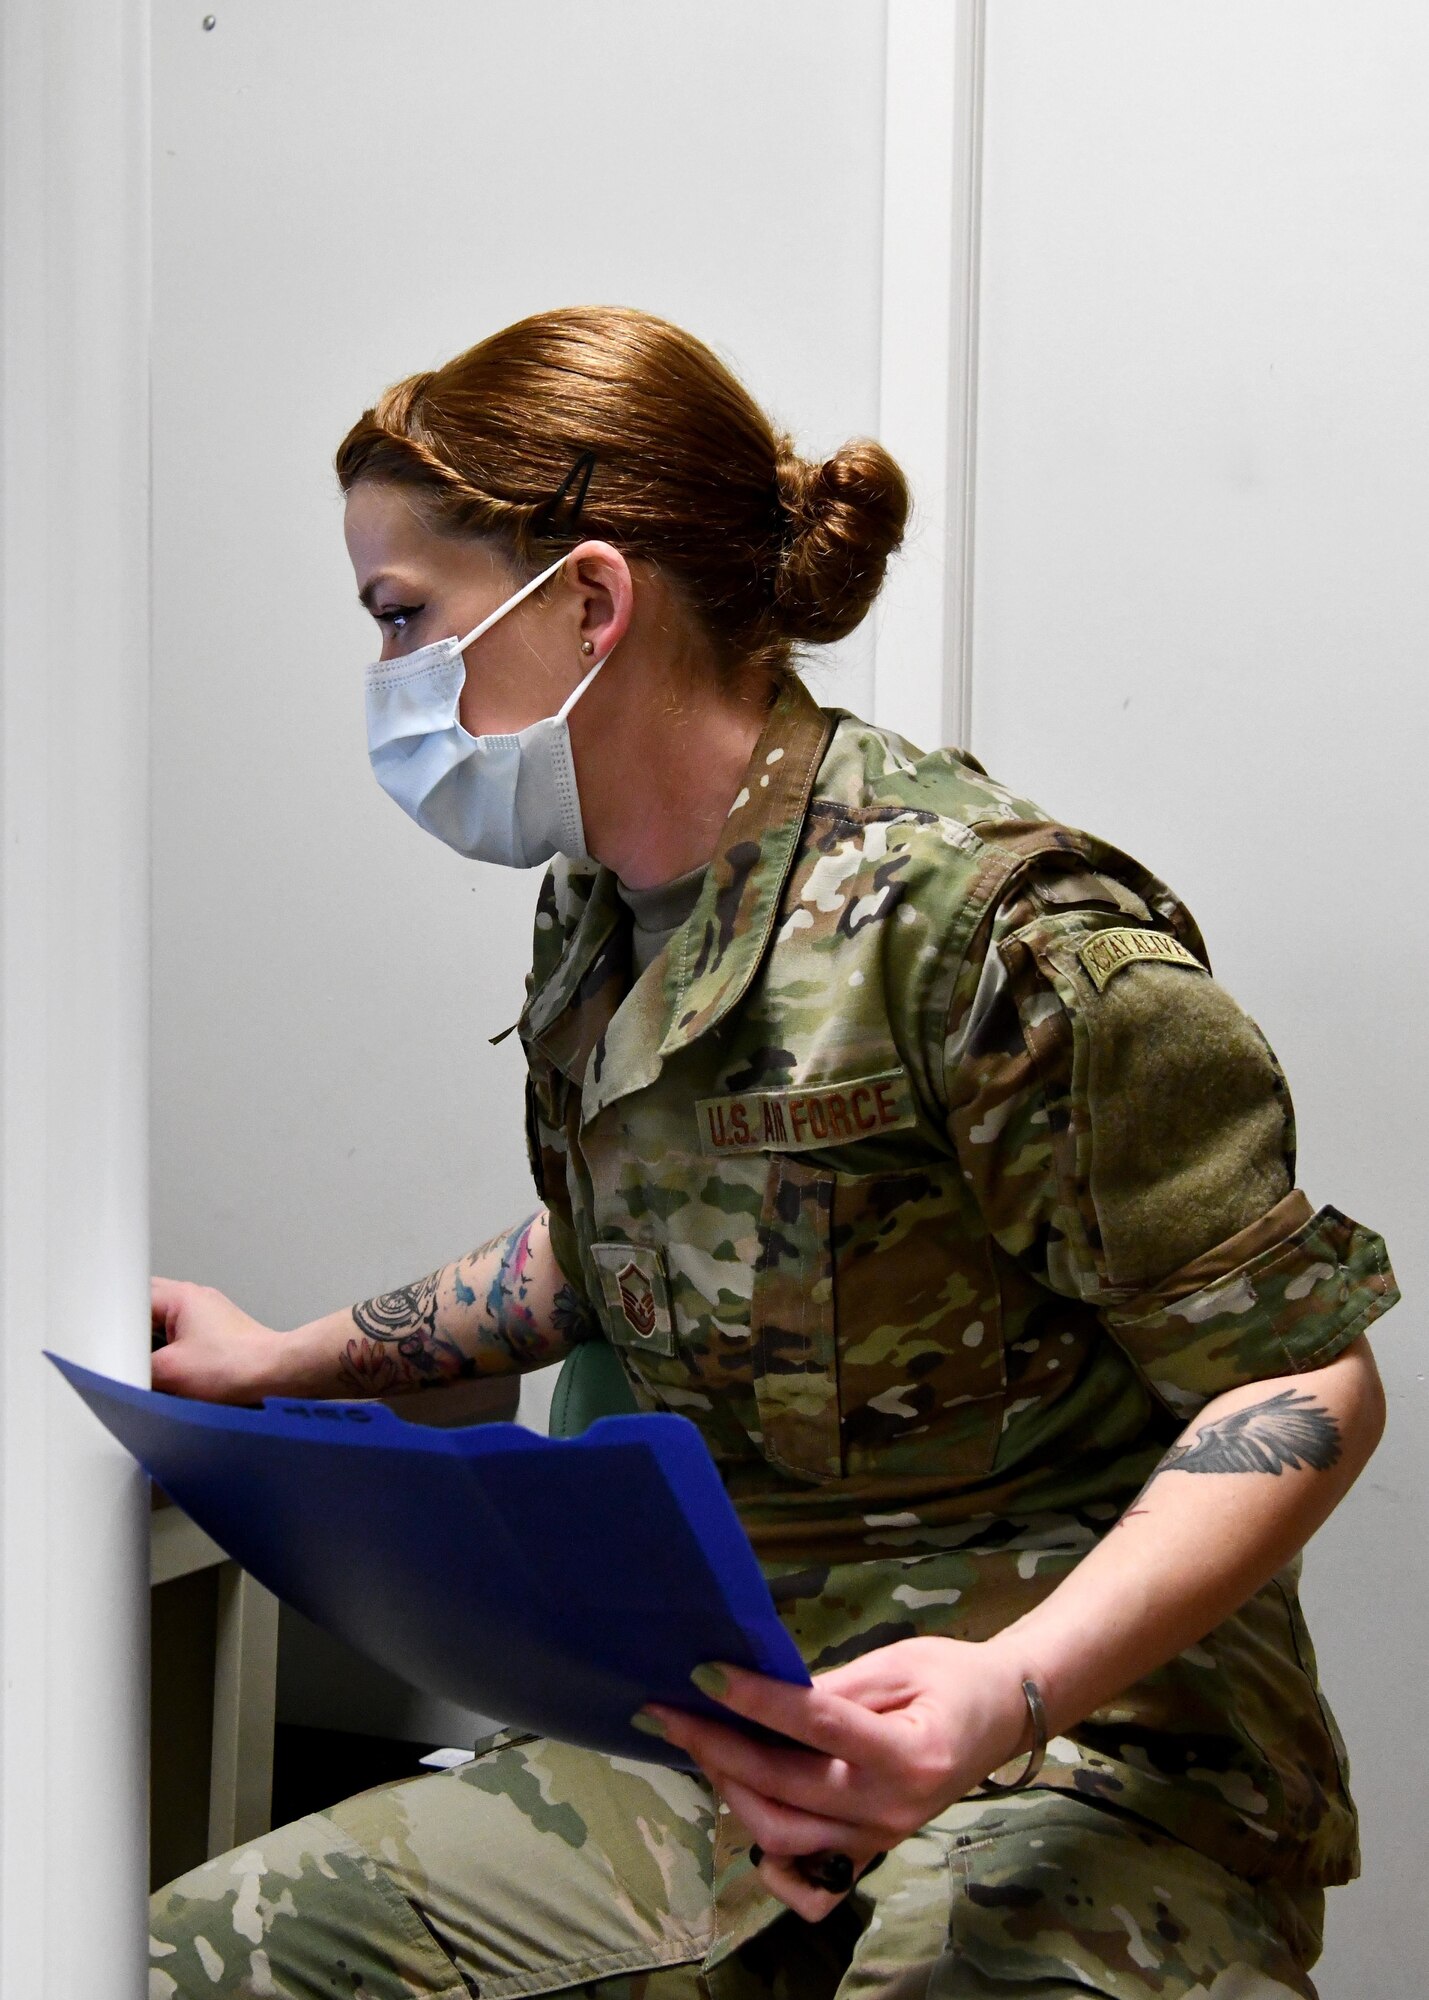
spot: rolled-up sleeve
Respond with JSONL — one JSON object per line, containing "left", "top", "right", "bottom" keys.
{"left": 1100, "top": 1189, "right": 1398, "bottom": 1418}
{"left": 945, "top": 874, "right": 1400, "bottom": 1418}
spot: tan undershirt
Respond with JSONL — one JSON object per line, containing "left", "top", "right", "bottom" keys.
{"left": 616, "top": 864, "right": 708, "bottom": 979}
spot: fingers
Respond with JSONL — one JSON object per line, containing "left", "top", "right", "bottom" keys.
{"left": 151, "top": 1278, "right": 180, "bottom": 1345}
{"left": 741, "top": 1819, "right": 888, "bottom": 1924}
{"left": 645, "top": 1704, "right": 863, "bottom": 1818}
{"left": 686, "top": 1661, "right": 896, "bottom": 1764}
{"left": 712, "top": 1768, "right": 868, "bottom": 1858}
{"left": 150, "top": 1276, "right": 192, "bottom": 1331}
{"left": 813, "top": 1652, "right": 920, "bottom": 1705}
{"left": 811, "top": 1636, "right": 968, "bottom": 1712}
{"left": 746, "top": 1848, "right": 853, "bottom": 1926}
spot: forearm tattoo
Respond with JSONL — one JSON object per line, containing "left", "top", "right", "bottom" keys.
{"left": 351, "top": 1270, "right": 441, "bottom": 1344}
{"left": 341, "top": 1266, "right": 472, "bottom": 1395}
{"left": 1118, "top": 1387, "right": 1342, "bottom": 1525}
{"left": 339, "top": 1213, "right": 583, "bottom": 1395}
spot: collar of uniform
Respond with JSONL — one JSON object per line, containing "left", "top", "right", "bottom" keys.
{"left": 575, "top": 677, "right": 833, "bottom": 1121}
{"left": 519, "top": 864, "right": 625, "bottom": 1060}
{"left": 522, "top": 676, "right": 832, "bottom": 1110}
{"left": 656, "top": 676, "right": 831, "bottom": 1058}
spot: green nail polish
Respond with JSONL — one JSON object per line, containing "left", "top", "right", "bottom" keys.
{"left": 690, "top": 1662, "right": 730, "bottom": 1699}
{"left": 630, "top": 1711, "right": 668, "bottom": 1739}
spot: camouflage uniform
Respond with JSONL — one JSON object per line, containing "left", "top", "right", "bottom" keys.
{"left": 151, "top": 679, "right": 1397, "bottom": 1997}
{"left": 149, "top": 1733, "right": 1326, "bottom": 1997}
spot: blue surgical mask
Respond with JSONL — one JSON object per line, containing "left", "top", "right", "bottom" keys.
{"left": 364, "top": 551, "right": 613, "bottom": 868}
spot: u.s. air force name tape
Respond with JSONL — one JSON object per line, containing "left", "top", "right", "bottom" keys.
{"left": 697, "top": 1068, "right": 916, "bottom": 1155}
{"left": 1077, "top": 926, "right": 1205, "bottom": 994}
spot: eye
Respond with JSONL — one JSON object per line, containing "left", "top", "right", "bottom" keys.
{"left": 375, "top": 603, "right": 423, "bottom": 633}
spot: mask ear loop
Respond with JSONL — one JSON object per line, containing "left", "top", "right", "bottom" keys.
{"left": 451, "top": 538, "right": 613, "bottom": 721}
{"left": 550, "top": 642, "right": 614, "bottom": 859}
{"left": 556, "top": 643, "right": 613, "bottom": 722}
{"left": 456, "top": 550, "right": 570, "bottom": 652}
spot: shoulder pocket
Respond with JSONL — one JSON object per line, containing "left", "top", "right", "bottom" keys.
{"left": 1003, "top": 915, "right": 1293, "bottom": 1297}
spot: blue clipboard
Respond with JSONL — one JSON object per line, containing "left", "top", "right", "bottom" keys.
{"left": 46, "top": 1352, "right": 811, "bottom": 1767}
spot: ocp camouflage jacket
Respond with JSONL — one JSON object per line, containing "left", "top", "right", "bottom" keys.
{"left": 517, "top": 676, "right": 1398, "bottom": 1946}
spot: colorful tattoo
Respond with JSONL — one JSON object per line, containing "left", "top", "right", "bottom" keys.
{"left": 339, "top": 1211, "right": 578, "bottom": 1393}
{"left": 485, "top": 1215, "right": 555, "bottom": 1364}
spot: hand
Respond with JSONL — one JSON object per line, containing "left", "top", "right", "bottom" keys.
{"left": 639, "top": 1638, "right": 1033, "bottom": 1923}
{"left": 150, "top": 1276, "right": 285, "bottom": 1405}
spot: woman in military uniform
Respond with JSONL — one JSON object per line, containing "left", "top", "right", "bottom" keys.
{"left": 149, "top": 306, "right": 1397, "bottom": 1999}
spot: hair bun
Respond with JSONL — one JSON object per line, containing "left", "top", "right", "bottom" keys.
{"left": 769, "top": 436, "right": 909, "bottom": 645}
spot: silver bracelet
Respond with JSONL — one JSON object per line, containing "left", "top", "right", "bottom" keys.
{"left": 975, "top": 1677, "right": 1048, "bottom": 1795}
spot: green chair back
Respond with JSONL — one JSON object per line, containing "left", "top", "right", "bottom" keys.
{"left": 547, "top": 1339, "right": 638, "bottom": 1437}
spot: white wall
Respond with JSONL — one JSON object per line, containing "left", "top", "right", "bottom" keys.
{"left": 973, "top": 5, "right": 1427, "bottom": 1983}
{"left": 151, "top": 0, "right": 888, "bottom": 1375}
{"left": 151, "top": 1, "right": 891, "bottom": 1733}
{"left": 1, "top": 1, "right": 151, "bottom": 1992}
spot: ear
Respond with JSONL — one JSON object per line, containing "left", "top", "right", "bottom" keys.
{"left": 565, "top": 540, "right": 635, "bottom": 656}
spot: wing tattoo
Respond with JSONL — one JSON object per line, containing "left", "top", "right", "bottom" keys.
{"left": 1157, "top": 1387, "right": 1342, "bottom": 1479}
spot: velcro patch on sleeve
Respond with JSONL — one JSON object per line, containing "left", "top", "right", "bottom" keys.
{"left": 1078, "top": 927, "right": 1205, "bottom": 993}
{"left": 697, "top": 1068, "right": 916, "bottom": 1155}
{"left": 589, "top": 1242, "right": 676, "bottom": 1356}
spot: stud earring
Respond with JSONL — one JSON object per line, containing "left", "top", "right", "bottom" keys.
{"left": 581, "top": 639, "right": 595, "bottom": 655}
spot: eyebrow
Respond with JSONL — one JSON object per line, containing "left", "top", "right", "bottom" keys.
{"left": 357, "top": 571, "right": 418, "bottom": 612}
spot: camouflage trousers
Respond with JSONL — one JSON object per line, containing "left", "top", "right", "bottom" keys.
{"left": 149, "top": 1729, "right": 1325, "bottom": 2000}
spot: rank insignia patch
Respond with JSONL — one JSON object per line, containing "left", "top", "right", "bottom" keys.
{"left": 589, "top": 1242, "right": 676, "bottom": 1356}
{"left": 615, "top": 1261, "right": 656, "bottom": 1339}
{"left": 1078, "top": 926, "right": 1205, "bottom": 993}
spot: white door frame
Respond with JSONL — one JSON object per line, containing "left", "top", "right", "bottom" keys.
{"left": 0, "top": 0, "right": 152, "bottom": 1992}
{"left": 871, "top": 0, "right": 985, "bottom": 754}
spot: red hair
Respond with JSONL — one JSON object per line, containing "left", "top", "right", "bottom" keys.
{"left": 336, "top": 305, "right": 908, "bottom": 687}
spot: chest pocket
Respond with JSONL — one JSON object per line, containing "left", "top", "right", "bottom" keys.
{"left": 750, "top": 1156, "right": 1007, "bottom": 1485}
